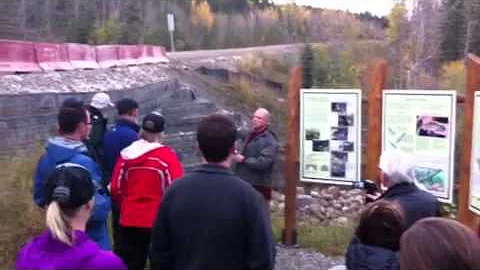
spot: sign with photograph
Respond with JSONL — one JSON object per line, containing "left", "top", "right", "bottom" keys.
{"left": 469, "top": 92, "right": 480, "bottom": 214}
{"left": 300, "top": 89, "right": 362, "bottom": 185}
{"left": 382, "top": 90, "right": 456, "bottom": 203}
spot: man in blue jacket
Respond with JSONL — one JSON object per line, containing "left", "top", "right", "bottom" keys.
{"left": 34, "top": 105, "right": 111, "bottom": 250}
{"left": 103, "top": 98, "right": 140, "bottom": 178}
{"left": 102, "top": 98, "right": 140, "bottom": 256}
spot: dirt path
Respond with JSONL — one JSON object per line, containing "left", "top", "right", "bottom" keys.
{"left": 275, "top": 245, "right": 345, "bottom": 270}
{"left": 167, "top": 43, "right": 304, "bottom": 61}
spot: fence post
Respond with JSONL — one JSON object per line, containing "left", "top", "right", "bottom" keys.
{"left": 459, "top": 54, "right": 480, "bottom": 228}
{"left": 366, "top": 60, "right": 388, "bottom": 183}
{"left": 282, "top": 66, "right": 303, "bottom": 245}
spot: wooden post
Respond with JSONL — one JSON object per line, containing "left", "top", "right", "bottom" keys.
{"left": 459, "top": 54, "right": 480, "bottom": 229}
{"left": 366, "top": 60, "right": 388, "bottom": 182}
{"left": 282, "top": 66, "right": 303, "bottom": 245}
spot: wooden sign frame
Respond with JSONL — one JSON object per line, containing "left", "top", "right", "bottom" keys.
{"left": 366, "top": 61, "right": 388, "bottom": 182}
{"left": 283, "top": 66, "right": 302, "bottom": 245}
{"left": 459, "top": 54, "right": 480, "bottom": 229}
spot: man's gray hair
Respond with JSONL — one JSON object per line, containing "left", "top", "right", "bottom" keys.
{"left": 379, "top": 150, "right": 416, "bottom": 184}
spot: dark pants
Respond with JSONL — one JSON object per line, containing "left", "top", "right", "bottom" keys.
{"left": 111, "top": 202, "right": 122, "bottom": 256}
{"left": 253, "top": 185, "right": 272, "bottom": 221}
{"left": 119, "top": 226, "right": 152, "bottom": 270}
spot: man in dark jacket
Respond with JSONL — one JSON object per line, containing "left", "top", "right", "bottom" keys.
{"left": 85, "top": 92, "right": 114, "bottom": 170}
{"left": 102, "top": 98, "right": 140, "bottom": 256}
{"left": 234, "top": 108, "right": 278, "bottom": 208}
{"left": 103, "top": 98, "right": 140, "bottom": 177}
{"left": 150, "top": 114, "right": 275, "bottom": 270}
{"left": 375, "top": 150, "right": 440, "bottom": 228}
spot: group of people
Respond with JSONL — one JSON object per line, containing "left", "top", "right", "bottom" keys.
{"left": 16, "top": 93, "right": 279, "bottom": 270}
{"left": 341, "top": 150, "right": 480, "bottom": 270}
{"left": 14, "top": 91, "right": 480, "bottom": 270}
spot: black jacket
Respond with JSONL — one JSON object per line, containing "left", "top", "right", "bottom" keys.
{"left": 85, "top": 105, "right": 108, "bottom": 168}
{"left": 379, "top": 182, "right": 440, "bottom": 228}
{"left": 235, "top": 129, "right": 278, "bottom": 187}
{"left": 150, "top": 163, "right": 275, "bottom": 270}
{"left": 346, "top": 236, "right": 400, "bottom": 270}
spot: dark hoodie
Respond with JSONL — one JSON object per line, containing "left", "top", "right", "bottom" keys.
{"left": 85, "top": 105, "right": 108, "bottom": 168}
{"left": 346, "top": 236, "right": 400, "bottom": 270}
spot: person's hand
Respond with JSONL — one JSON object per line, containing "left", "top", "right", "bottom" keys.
{"left": 233, "top": 153, "right": 245, "bottom": 163}
{"left": 366, "top": 192, "right": 381, "bottom": 202}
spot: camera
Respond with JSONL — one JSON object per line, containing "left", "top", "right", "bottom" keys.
{"left": 352, "top": 179, "right": 379, "bottom": 203}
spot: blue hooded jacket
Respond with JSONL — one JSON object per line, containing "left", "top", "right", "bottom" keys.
{"left": 33, "top": 137, "right": 112, "bottom": 250}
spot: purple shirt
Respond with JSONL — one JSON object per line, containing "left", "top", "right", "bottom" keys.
{"left": 16, "top": 230, "right": 126, "bottom": 269}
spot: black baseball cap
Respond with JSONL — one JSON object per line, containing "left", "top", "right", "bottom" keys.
{"left": 44, "top": 165, "right": 95, "bottom": 210}
{"left": 142, "top": 112, "right": 165, "bottom": 133}
{"left": 61, "top": 97, "right": 84, "bottom": 109}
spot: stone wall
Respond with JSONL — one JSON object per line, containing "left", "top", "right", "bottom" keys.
{"left": 0, "top": 79, "right": 186, "bottom": 155}
{"left": 271, "top": 186, "right": 365, "bottom": 225}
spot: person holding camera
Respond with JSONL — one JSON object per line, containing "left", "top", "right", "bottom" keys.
{"left": 368, "top": 150, "right": 440, "bottom": 228}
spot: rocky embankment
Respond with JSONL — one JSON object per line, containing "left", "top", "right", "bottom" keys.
{"left": 0, "top": 64, "right": 171, "bottom": 94}
{"left": 271, "top": 186, "right": 365, "bottom": 225}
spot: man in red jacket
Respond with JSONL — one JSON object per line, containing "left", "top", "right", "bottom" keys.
{"left": 111, "top": 112, "right": 183, "bottom": 270}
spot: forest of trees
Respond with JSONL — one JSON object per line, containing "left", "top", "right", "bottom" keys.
{"left": 381, "top": 0, "right": 480, "bottom": 90}
{"left": 0, "top": 0, "right": 478, "bottom": 92}
{"left": 0, "top": 0, "right": 386, "bottom": 50}
{"left": 293, "top": 0, "right": 480, "bottom": 92}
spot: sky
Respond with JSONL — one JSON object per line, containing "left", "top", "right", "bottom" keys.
{"left": 271, "top": 0, "right": 412, "bottom": 16}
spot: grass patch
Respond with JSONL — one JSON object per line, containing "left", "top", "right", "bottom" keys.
{"left": 0, "top": 151, "right": 44, "bottom": 268}
{"left": 271, "top": 213, "right": 355, "bottom": 257}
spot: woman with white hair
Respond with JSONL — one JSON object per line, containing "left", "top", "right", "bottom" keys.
{"left": 373, "top": 150, "right": 440, "bottom": 228}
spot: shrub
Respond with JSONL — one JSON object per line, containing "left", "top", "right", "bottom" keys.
{"left": 441, "top": 61, "right": 465, "bottom": 94}
{"left": 0, "top": 151, "right": 44, "bottom": 268}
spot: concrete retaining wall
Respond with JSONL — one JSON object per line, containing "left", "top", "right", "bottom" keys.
{"left": 0, "top": 79, "right": 189, "bottom": 155}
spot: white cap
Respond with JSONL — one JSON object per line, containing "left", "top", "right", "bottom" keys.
{"left": 90, "top": 93, "right": 114, "bottom": 109}
{"left": 378, "top": 149, "right": 415, "bottom": 184}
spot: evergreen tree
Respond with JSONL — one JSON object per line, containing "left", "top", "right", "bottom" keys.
{"left": 302, "top": 43, "right": 314, "bottom": 88}
{"left": 439, "top": 0, "right": 466, "bottom": 61}
{"left": 465, "top": 0, "right": 480, "bottom": 56}
{"left": 119, "top": 0, "right": 144, "bottom": 44}
{"left": 207, "top": 0, "right": 249, "bottom": 13}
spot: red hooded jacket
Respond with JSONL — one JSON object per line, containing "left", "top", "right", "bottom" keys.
{"left": 111, "top": 139, "right": 183, "bottom": 228}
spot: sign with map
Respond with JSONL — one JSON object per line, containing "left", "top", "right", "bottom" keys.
{"left": 469, "top": 92, "right": 480, "bottom": 214}
{"left": 382, "top": 90, "right": 456, "bottom": 203}
{"left": 300, "top": 89, "right": 362, "bottom": 185}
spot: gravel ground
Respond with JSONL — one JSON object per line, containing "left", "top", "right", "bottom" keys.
{"left": 274, "top": 244, "right": 345, "bottom": 270}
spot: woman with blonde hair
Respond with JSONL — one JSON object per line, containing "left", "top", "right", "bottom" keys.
{"left": 16, "top": 165, "right": 125, "bottom": 269}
